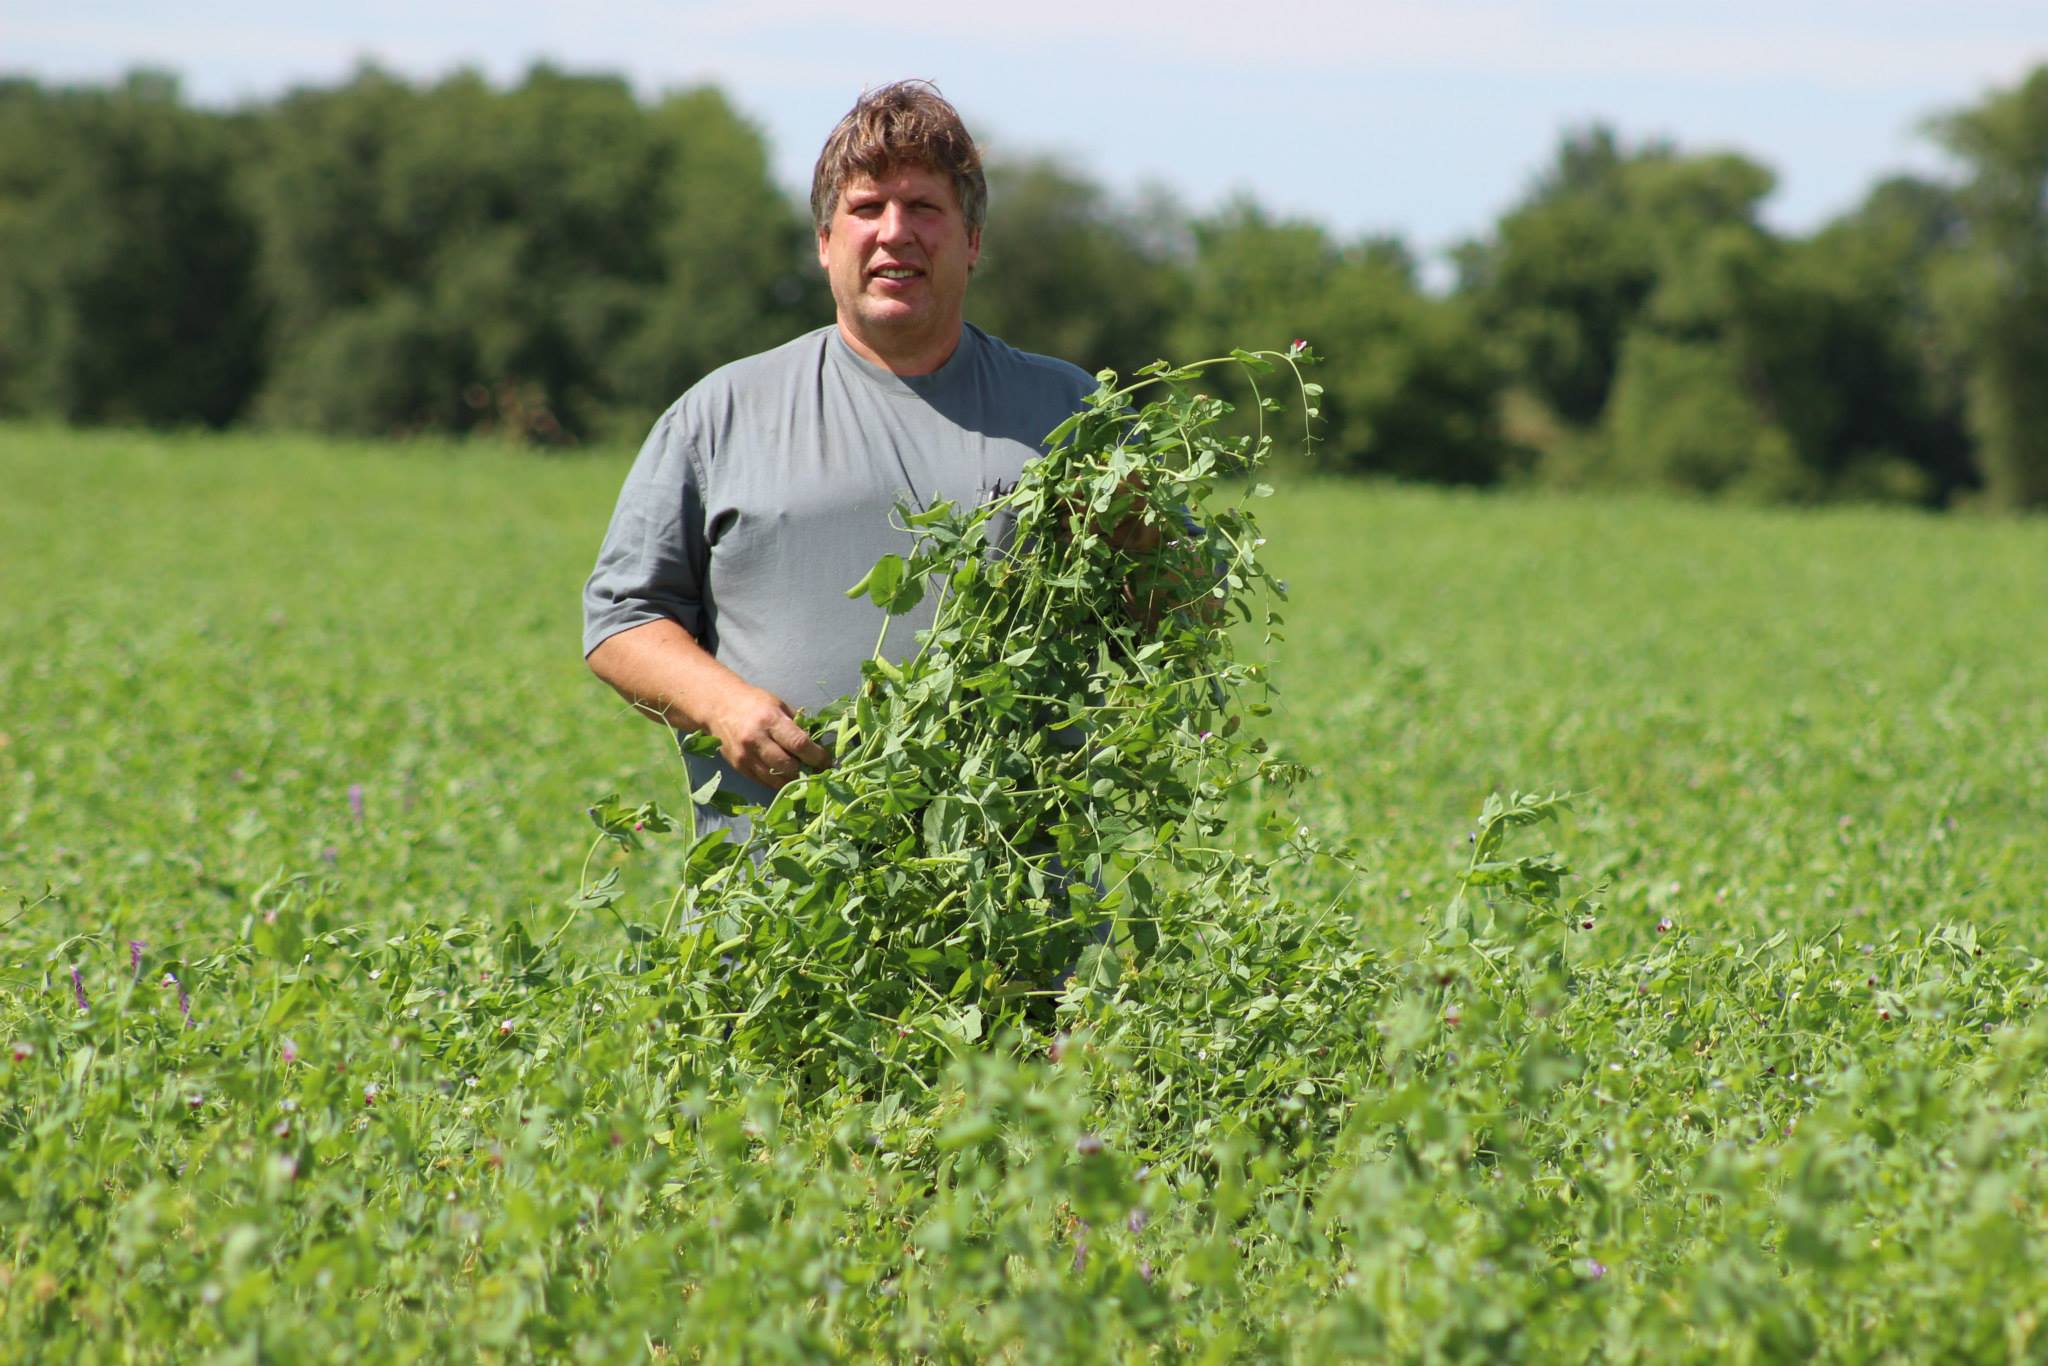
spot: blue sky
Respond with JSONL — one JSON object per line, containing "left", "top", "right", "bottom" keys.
{"left": 6, "top": 1, "right": 2044, "bottom": 273}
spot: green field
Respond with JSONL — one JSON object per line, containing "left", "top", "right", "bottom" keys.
{"left": 4, "top": 423, "right": 2047, "bottom": 1360}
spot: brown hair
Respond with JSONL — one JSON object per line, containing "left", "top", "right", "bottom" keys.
{"left": 810, "top": 80, "right": 986, "bottom": 235}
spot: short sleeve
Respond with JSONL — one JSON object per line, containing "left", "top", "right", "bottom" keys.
{"left": 581, "top": 404, "right": 713, "bottom": 658}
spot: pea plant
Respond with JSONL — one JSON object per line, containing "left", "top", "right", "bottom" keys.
{"left": 615, "top": 347, "right": 1340, "bottom": 1095}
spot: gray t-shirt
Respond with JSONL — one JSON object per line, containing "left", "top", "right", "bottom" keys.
{"left": 583, "top": 322, "right": 1096, "bottom": 827}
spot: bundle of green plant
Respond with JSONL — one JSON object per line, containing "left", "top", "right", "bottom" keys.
{"left": 596, "top": 348, "right": 1338, "bottom": 1095}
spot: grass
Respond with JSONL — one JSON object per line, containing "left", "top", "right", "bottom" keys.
{"left": 4, "top": 421, "right": 2048, "bottom": 1360}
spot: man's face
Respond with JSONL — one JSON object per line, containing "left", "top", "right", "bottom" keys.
{"left": 816, "top": 163, "right": 981, "bottom": 372}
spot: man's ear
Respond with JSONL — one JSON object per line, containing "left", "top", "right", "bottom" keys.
{"left": 966, "top": 227, "right": 981, "bottom": 273}
{"left": 816, "top": 226, "right": 831, "bottom": 271}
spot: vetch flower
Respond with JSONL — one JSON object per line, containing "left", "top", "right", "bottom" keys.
{"left": 280, "top": 1037, "right": 300, "bottom": 1065}
{"left": 9, "top": 1042, "right": 30, "bottom": 1063}
{"left": 347, "top": 782, "right": 366, "bottom": 823}
{"left": 162, "top": 972, "right": 191, "bottom": 1024}
{"left": 1656, "top": 917, "right": 1674, "bottom": 934}
{"left": 70, "top": 966, "right": 88, "bottom": 1012}
{"left": 129, "top": 941, "right": 146, "bottom": 978}
{"left": 1582, "top": 1258, "right": 1607, "bottom": 1280}
{"left": 363, "top": 1083, "right": 380, "bottom": 1106}
{"left": 1074, "top": 1133, "right": 1104, "bottom": 1157}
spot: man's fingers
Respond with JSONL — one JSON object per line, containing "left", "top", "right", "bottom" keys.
{"left": 767, "top": 715, "right": 833, "bottom": 773}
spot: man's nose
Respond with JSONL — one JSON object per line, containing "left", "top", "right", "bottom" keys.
{"left": 876, "top": 201, "right": 913, "bottom": 242}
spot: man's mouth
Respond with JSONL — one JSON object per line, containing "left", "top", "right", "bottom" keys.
{"left": 873, "top": 266, "right": 922, "bottom": 281}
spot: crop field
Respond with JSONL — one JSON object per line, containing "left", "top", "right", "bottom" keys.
{"left": 4, "top": 420, "right": 2048, "bottom": 1361}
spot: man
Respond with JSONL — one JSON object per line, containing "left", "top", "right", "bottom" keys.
{"left": 581, "top": 81, "right": 1099, "bottom": 839}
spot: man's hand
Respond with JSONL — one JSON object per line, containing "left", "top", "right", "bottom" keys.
{"left": 705, "top": 682, "right": 834, "bottom": 790}
{"left": 586, "top": 618, "right": 831, "bottom": 791}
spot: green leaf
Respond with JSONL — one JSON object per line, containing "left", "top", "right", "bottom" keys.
{"left": 845, "top": 553, "right": 906, "bottom": 606}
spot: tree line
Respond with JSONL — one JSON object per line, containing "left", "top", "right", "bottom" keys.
{"left": 2, "top": 64, "right": 2044, "bottom": 509}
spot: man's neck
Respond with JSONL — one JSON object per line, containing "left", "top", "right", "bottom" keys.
{"left": 835, "top": 318, "right": 965, "bottom": 377}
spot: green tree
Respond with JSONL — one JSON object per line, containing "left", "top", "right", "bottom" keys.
{"left": 1176, "top": 202, "right": 1509, "bottom": 483}
{"left": 1793, "top": 177, "right": 1974, "bottom": 501}
{"left": 244, "top": 66, "right": 816, "bottom": 442}
{"left": 606, "top": 87, "right": 825, "bottom": 433}
{"left": 966, "top": 156, "right": 1182, "bottom": 380}
{"left": 1457, "top": 127, "right": 1662, "bottom": 428}
{"left": 0, "top": 73, "right": 263, "bottom": 426}
{"left": 1927, "top": 65, "right": 2048, "bottom": 510}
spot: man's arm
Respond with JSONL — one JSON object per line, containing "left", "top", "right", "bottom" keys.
{"left": 586, "top": 619, "right": 831, "bottom": 791}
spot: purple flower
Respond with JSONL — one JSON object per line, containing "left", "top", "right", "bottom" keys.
{"left": 280, "top": 1037, "right": 300, "bottom": 1065}
{"left": 1581, "top": 1258, "right": 1607, "bottom": 1280}
{"left": 321, "top": 846, "right": 338, "bottom": 864}
{"left": 1074, "top": 1133, "right": 1104, "bottom": 1157}
{"left": 129, "top": 941, "right": 147, "bottom": 978}
{"left": 1656, "top": 917, "right": 1673, "bottom": 934}
{"left": 1127, "top": 1208, "right": 1148, "bottom": 1234}
{"left": 70, "top": 966, "right": 88, "bottom": 1012}
{"left": 1138, "top": 1259, "right": 1154, "bottom": 1284}
{"left": 347, "top": 783, "right": 365, "bottom": 824}
{"left": 163, "top": 971, "right": 191, "bottom": 1024}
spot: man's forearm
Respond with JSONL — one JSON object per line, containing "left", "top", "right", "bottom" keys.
{"left": 586, "top": 618, "right": 739, "bottom": 732}
{"left": 586, "top": 618, "right": 832, "bottom": 788}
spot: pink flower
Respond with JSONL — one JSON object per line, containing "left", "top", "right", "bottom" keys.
{"left": 280, "top": 1037, "right": 300, "bottom": 1065}
{"left": 161, "top": 971, "right": 191, "bottom": 1024}
{"left": 9, "top": 1042, "right": 30, "bottom": 1063}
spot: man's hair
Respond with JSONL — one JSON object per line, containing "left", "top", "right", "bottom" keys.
{"left": 810, "top": 80, "right": 986, "bottom": 235}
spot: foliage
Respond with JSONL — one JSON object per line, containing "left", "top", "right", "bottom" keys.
{"left": 6, "top": 61, "right": 2048, "bottom": 504}
{"left": 1464, "top": 125, "right": 1985, "bottom": 503}
{"left": 968, "top": 156, "right": 1186, "bottom": 384}
{"left": 1457, "top": 125, "right": 1665, "bottom": 429}
{"left": 5, "top": 421, "right": 2048, "bottom": 1357}
{"left": 1175, "top": 203, "right": 1511, "bottom": 483}
{"left": 1927, "top": 65, "right": 2048, "bottom": 510}
{"left": 0, "top": 72, "right": 264, "bottom": 426}
{"left": 244, "top": 66, "right": 818, "bottom": 443}
{"left": 609, "top": 350, "right": 1333, "bottom": 1105}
